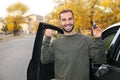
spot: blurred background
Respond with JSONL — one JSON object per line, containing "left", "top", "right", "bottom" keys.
{"left": 0, "top": 0, "right": 120, "bottom": 80}
{"left": 0, "top": 0, "right": 120, "bottom": 37}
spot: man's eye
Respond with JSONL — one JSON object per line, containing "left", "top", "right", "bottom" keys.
{"left": 69, "top": 18, "right": 73, "bottom": 20}
{"left": 62, "top": 19, "right": 66, "bottom": 21}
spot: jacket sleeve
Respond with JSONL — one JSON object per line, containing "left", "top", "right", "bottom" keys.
{"left": 89, "top": 37, "right": 106, "bottom": 64}
{"left": 41, "top": 36, "right": 54, "bottom": 64}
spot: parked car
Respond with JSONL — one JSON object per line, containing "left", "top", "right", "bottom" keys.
{"left": 92, "top": 22, "right": 120, "bottom": 80}
{"left": 27, "top": 22, "right": 120, "bottom": 80}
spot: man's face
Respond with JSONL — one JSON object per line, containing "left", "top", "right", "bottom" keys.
{"left": 60, "top": 12, "right": 75, "bottom": 33}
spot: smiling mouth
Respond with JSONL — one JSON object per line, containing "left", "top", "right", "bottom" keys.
{"left": 62, "top": 25, "right": 74, "bottom": 33}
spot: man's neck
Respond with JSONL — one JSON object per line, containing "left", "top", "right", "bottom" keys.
{"left": 64, "top": 30, "right": 77, "bottom": 36}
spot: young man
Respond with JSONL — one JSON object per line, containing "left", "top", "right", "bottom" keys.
{"left": 41, "top": 9, "right": 106, "bottom": 80}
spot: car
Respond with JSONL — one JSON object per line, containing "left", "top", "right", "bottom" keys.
{"left": 27, "top": 22, "right": 120, "bottom": 80}
{"left": 91, "top": 22, "right": 120, "bottom": 80}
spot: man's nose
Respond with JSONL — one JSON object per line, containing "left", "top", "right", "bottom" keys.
{"left": 65, "top": 20, "right": 70, "bottom": 24}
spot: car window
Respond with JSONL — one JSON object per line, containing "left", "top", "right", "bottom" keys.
{"left": 115, "top": 28, "right": 120, "bottom": 62}
{"left": 103, "top": 28, "right": 120, "bottom": 64}
{"left": 103, "top": 33, "right": 115, "bottom": 54}
{"left": 111, "top": 28, "right": 120, "bottom": 62}
{"left": 102, "top": 24, "right": 120, "bottom": 67}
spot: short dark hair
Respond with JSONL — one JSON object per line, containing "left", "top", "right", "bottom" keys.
{"left": 59, "top": 9, "right": 74, "bottom": 19}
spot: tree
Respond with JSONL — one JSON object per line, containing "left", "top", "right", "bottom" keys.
{"left": 47, "top": 0, "right": 120, "bottom": 33}
{"left": 2, "top": 25, "right": 8, "bottom": 34}
{"left": 7, "top": 2, "right": 29, "bottom": 16}
{"left": 5, "top": 2, "right": 29, "bottom": 36}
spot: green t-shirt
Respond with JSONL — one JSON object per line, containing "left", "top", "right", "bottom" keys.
{"left": 41, "top": 33, "right": 106, "bottom": 80}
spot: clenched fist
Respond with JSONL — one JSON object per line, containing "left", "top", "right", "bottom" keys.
{"left": 45, "top": 29, "right": 53, "bottom": 37}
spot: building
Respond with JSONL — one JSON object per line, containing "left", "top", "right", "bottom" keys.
{"left": 0, "top": 17, "right": 5, "bottom": 33}
{"left": 21, "top": 14, "right": 43, "bottom": 34}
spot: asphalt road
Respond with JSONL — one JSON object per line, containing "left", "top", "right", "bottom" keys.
{"left": 0, "top": 35, "right": 35, "bottom": 80}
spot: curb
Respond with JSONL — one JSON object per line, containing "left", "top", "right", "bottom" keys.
{"left": 0, "top": 35, "right": 25, "bottom": 43}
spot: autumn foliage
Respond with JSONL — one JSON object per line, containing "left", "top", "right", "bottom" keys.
{"left": 45, "top": 0, "right": 120, "bottom": 32}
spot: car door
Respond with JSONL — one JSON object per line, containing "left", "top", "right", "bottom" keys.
{"left": 95, "top": 23, "right": 120, "bottom": 80}
{"left": 27, "top": 22, "right": 63, "bottom": 80}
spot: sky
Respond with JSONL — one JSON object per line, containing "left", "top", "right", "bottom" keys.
{"left": 0, "top": 0, "right": 56, "bottom": 17}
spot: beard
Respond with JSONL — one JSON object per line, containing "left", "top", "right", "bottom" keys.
{"left": 62, "top": 24, "right": 74, "bottom": 33}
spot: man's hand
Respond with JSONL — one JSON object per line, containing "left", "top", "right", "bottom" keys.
{"left": 92, "top": 25, "right": 102, "bottom": 38}
{"left": 45, "top": 29, "right": 53, "bottom": 37}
